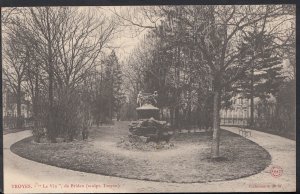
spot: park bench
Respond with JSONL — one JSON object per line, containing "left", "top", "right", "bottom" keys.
{"left": 239, "top": 126, "right": 252, "bottom": 138}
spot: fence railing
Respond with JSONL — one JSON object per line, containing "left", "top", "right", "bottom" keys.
{"left": 220, "top": 117, "right": 248, "bottom": 126}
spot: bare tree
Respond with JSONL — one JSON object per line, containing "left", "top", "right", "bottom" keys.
{"left": 54, "top": 8, "right": 117, "bottom": 91}
{"left": 190, "top": 5, "right": 294, "bottom": 158}
{"left": 3, "top": 31, "right": 28, "bottom": 128}
{"left": 103, "top": 6, "right": 161, "bottom": 37}
{"left": 1, "top": 7, "right": 19, "bottom": 27}
{"left": 20, "top": 7, "right": 66, "bottom": 141}
{"left": 3, "top": 7, "right": 118, "bottom": 141}
{"left": 116, "top": 5, "right": 295, "bottom": 158}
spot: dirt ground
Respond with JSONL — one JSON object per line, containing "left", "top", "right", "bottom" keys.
{"left": 11, "top": 121, "right": 271, "bottom": 183}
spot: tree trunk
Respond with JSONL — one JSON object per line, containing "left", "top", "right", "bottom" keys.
{"left": 117, "top": 109, "right": 120, "bottom": 121}
{"left": 33, "top": 69, "right": 39, "bottom": 128}
{"left": 16, "top": 82, "right": 22, "bottom": 128}
{"left": 250, "top": 66, "right": 254, "bottom": 127}
{"left": 174, "top": 46, "right": 180, "bottom": 128}
{"left": 174, "top": 106, "right": 179, "bottom": 128}
{"left": 160, "top": 109, "right": 163, "bottom": 120}
{"left": 46, "top": 8, "right": 55, "bottom": 142}
{"left": 99, "top": 69, "right": 103, "bottom": 123}
{"left": 48, "top": 49, "right": 55, "bottom": 142}
{"left": 197, "top": 107, "right": 202, "bottom": 128}
{"left": 187, "top": 105, "right": 191, "bottom": 127}
{"left": 211, "top": 88, "right": 221, "bottom": 158}
{"left": 197, "top": 86, "right": 203, "bottom": 128}
{"left": 109, "top": 68, "right": 114, "bottom": 121}
{"left": 170, "top": 108, "right": 174, "bottom": 126}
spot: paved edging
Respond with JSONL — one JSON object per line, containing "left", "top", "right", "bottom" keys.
{"left": 4, "top": 127, "right": 295, "bottom": 193}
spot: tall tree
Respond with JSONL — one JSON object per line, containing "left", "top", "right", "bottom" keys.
{"left": 103, "top": 51, "right": 125, "bottom": 121}
{"left": 3, "top": 31, "right": 28, "bottom": 128}
{"left": 23, "top": 7, "right": 64, "bottom": 141}
{"left": 189, "top": 5, "right": 292, "bottom": 158}
{"left": 234, "top": 29, "right": 284, "bottom": 126}
{"left": 138, "top": 5, "right": 293, "bottom": 158}
{"left": 4, "top": 7, "right": 118, "bottom": 140}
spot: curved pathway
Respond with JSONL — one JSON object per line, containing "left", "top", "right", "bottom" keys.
{"left": 3, "top": 127, "right": 295, "bottom": 193}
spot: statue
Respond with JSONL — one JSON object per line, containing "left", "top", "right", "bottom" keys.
{"left": 153, "top": 91, "right": 158, "bottom": 105}
{"left": 126, "top": 90, "right": 172, "bottom": 144}
{"left": 137, "top": 91, "right": 143, "bottom": 107}
{"left": 136, "top": 91, "right": 159, "bottom": 107}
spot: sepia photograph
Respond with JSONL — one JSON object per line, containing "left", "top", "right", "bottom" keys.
{"left": 2, "top": 3, "right": 296, "bottom": 193}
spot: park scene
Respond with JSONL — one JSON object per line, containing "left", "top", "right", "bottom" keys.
{"left": 2, "top": 5, "right": 296, "bottom": 192}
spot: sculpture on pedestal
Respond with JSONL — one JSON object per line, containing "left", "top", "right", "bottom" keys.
{"left": 128, "top": 90, "right": 172, "bottom": 143}
{"left": 137, "top": 91, "right": 159, "bottom": 107}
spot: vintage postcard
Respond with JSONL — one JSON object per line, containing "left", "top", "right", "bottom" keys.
{"left": 2, "top": 3, "right": 296, "bottom": 193}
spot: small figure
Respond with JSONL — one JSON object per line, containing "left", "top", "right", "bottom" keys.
{"left": 137, "top": 90, "right": 158, "bottom": 107}
{"left": 137, "top": 91, "right": 143, "bottom": 107}
{"left": 153, "top": 91, "right": 158, "bottom": 105}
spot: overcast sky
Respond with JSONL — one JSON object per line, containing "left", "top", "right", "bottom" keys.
{"left": 87, "top": 6, "right": 152, "bottom": 62}
{"left": 2, "top": 6, "right": 295, "bottom": 70}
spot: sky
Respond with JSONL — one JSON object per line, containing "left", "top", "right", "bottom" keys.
{"left": 79, "top": 6, "right": 153, "bottom": 62}
{"left": 1, "top": 6, "right": 150, "bottom": 63}
{"left": 2, "top": 6, "right": 295, "bottom": 73}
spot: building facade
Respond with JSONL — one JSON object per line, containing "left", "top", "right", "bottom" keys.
{"left": 220, "top": 95, "right": 251, "bottom": 126}
{"left": 3, "top": 82, "right": 32, "bottom": 129}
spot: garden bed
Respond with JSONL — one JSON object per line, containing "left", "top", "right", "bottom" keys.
{"left": 11, "top": 121, "right": 271, "bottom": 183}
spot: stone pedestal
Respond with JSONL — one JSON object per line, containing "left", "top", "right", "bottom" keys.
{"left": 128, "top": 104, "right": 172, "bottom": 143}
{"left": 129, "top": 117, "right": 172, "bottom": 142}
{"left": 136, "top": 104, "right": 159, "bottom": 120}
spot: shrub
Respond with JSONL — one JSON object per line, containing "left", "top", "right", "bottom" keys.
{"left": 252, "top": 80, "right": 295, "bottom": 139}
{"left": 32, "top": 127, "right": 46, "bottom": 143}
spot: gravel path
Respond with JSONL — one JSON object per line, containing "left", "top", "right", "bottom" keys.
{"left": 3, "top": 126, "right": 295, "bottom": 193}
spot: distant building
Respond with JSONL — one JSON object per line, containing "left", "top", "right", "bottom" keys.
{"left": 220, "top": 93, "right": 276, "bottom": 126}
{"left": 3, "top": 103, "right": 31, "bottom": 118}
{"left": 3, "top": 81, "right": 32, "bottom": 128}
{"left": 220, "top": 95, "right": 250, "bottom": 126}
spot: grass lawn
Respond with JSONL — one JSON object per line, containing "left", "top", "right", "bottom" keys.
{"left": 11, "top": 121, "right": 271, "bottom": 183}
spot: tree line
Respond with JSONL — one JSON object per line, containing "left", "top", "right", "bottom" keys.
{"left": 2, "top": 5, "right": 295, "bottom": 158}
{"left": 118, "top": 5, "right": 295, "bottom": 157}
{"left": 2, "top": 7, "right": 125, "bottom": 142}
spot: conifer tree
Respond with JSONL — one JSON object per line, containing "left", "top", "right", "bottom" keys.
{"left": 235, "top": 29, "right": 284, "bottom": 126}
{"left": 103, "top": 50, "right": 125, "bottom": 121}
